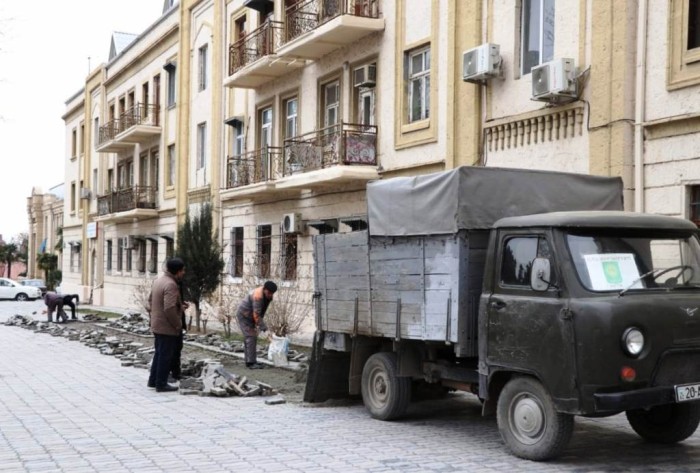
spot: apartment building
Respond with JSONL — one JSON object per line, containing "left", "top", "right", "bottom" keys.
{"left": 57, "top": 0, "right": 700, "bottom": 341}
{"left": 26, "top": 186, "right": 64, "bottom": 279}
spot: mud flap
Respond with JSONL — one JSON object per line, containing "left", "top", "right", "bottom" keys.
{"left": 303, "top": 331, "right": 352, "bottom": 403}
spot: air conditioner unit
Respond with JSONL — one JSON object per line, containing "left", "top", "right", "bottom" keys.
{"left": 80, "top": 187, "right": 92, "bottom": 200}
{"left": 282, "top": 213, "right": 303, "bottom": 234}
{"left": 531, "top": 58, "right": 578, "bottom": 103}
{"left": 353, "top": 64, "right": 377, "bottom": 88}
{"left": 462, "top": 43, "right": 502, "bottom": 83}
{"left": 124, "top": 235, "right": 136, "bottom": 250}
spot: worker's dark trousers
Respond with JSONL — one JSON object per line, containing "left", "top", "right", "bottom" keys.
{"left": 63, "top": 301, "right": 76, "bottom": 319}
{"left": 170, "top": 333, "right": 183, "bottom": 379}
{"left": 148, "top": 334, "right": 179, "bottom": 388}
{"left": 236, "top": 312, "right": 258, "bottom": 364}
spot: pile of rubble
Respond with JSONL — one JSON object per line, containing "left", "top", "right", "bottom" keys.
{"left": 2, "top": 315, "right": 280, "bottom": 399}
{"left": 103, "top": 314, "right": 309, "bottom": 365}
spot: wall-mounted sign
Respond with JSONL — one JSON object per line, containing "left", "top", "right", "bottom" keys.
{"left": 87, "top": 222, "right": 98, "bottom": 239}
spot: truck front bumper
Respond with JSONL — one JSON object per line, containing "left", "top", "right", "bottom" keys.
{"left": 593, "top": 386, "right": 676, "bottom": 412}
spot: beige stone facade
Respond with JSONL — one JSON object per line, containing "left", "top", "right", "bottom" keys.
{"left": 26, "top": 187, "right": 64, "bottom": 280}
{"left": 56, "top": 1, "right": 700, "bottom": 342}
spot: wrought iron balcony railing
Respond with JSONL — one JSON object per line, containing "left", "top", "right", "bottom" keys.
{"left": 118, "top": 103, "right": 160, "bottom": 132}
{"left": 98, "top": 119, "right": 121, "bottom": 145}
{"left": 97, "top": 186, "right": 157, "bottom": 216}
{"left": 97, "top": 103, "right": 160, "bottom": 146}
{"left": 281, "top": 122, "right": 377, "bottom": 176}
{"left": 229, "top": 21, "right": 285, "bottom": 75}
{"left": 285, "top": 0, "right": 380, "bottom": 43}
{"left": 225, "top": 147, "right": 283, "bottom": 189}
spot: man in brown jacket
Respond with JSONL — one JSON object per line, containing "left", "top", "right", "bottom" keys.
{"left": 147, "top": 257, "right": 186, "bottom": 392}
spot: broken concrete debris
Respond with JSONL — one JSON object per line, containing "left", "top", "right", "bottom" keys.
{"left": 3, "top": 315, "right": 277, "bottom": 399}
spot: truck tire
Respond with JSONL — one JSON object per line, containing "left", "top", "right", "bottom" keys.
{"left": 361, "top": 352, "right": 411, "bottom": 420}
{"left": 497, "top": 376, "right": 574, "bottom": 461}
{"left": 626, "top": 402, "right": 700, "bottom": 443}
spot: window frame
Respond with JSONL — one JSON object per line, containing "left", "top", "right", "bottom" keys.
{"left": 230, "top": 226, "right": 244, "bottom": 278}
{"left": 669, "top": 0, "right": 700, "bottom": 88}
{"left": 520, "top": 0, "right": 555, "bottom": 76}
{"left": 407, "top": 47, "right": 430, "bottom": 123}
{"left": 196, "top": 122, "right": 207, "bottom": 171}
{"left": 498, "top": 234, "right": 558, "bottom": 291}
{"left": 198, "top": 43, "right": 208, "bottom": 91}
{"left": 167, "top": 66, "right": 177, "bottom": 107}
{"left": 256, "top": 224, "right": 272, "bottom": 279}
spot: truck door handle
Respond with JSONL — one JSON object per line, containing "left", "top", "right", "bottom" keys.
{"left": 489, "top": 299, "right": 506, "bottom": 310}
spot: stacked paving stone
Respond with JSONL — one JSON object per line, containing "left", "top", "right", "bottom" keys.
{"left": 3, "top": 315, "right": 280, "bottom": 399}
{"left": 107, "top": 312, "right": 152, "bottom": 335}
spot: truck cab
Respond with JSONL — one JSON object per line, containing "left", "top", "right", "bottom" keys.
{"left": 483, "top": 211, "right": 700, "bottom": 459}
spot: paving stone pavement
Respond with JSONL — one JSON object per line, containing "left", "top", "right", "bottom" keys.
{"left": 2, "top": 300, "right": 700, "bottom": 472}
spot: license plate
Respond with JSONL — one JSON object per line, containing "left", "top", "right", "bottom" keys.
{"left": 675, "top": 383, "right": 700, "bottom": 402}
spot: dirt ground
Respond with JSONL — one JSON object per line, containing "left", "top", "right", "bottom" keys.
{"left": 78, "top": 321, "right": 310, "bottom": 403}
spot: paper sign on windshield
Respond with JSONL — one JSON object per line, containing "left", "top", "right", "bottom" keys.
{"left": 583, "top": 253, "right": 642, "bottom": 291}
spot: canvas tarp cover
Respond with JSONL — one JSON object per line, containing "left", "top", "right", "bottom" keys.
{"left": 367, "top": 166, "right": 624, "bottom": 236}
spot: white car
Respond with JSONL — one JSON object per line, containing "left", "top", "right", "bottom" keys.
{"left": 0, "top": 277, "right": 42, "bottom": 301}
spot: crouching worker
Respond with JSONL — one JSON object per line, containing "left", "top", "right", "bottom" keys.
{"left": 62, "top": 294, "right": 80, "bottom": 320}
{"left": 236, "top": 281, "right": 277, "bottom": 369}
{"left": 43, "top": 292, "right": 68, "bottom": 323}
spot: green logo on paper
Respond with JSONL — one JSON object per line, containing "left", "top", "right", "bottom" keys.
{"left": 603, "top": 261, "right": 622, "bottom": 284}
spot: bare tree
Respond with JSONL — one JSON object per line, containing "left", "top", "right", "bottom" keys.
{"left": 222, "top": 255, "right": 311, "bottom": 338}
{"left": 131, "top": 277, "right": 153, "bottom": 314}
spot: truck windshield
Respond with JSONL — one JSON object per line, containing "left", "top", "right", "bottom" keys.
{"left": 566, "top": 231, "right": 700, "bottom": 293}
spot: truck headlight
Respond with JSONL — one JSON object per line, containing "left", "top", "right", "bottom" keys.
{"left": 622, "top": 327, "right": 644, "bottom": 357}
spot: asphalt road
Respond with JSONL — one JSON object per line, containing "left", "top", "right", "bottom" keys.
{"left": 1, "top": 299, "right": 700, "bottom": 472}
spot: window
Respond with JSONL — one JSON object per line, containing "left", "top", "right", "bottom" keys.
{"left": 93, "top": 117, "right": 99, "bottom": 149}
{"left": 235, "top": 15, "right": 247, "bottom": 40}
{"left": 256, "top": 224, "right": 272, "bottom": 278}
{"left": 230, "top": 227, "right": 244, "bottom": 277}
{"left": 140, "top": 153, "right": 148, "bottom": 186}
{"left": 281, "top": 233, "right": 298, "bottom": 280}
{"left": 500, "top": 236, "right": 556, "bottom": 287}
{"left": 151, "top": 150, "right": 159, "bottom": 190}
{"left": 92, "top": 169, "right": 98, "bottom": 195}
{"left": 165, "top": 238, "right": 174, "bottom": 260}
{"left": 70, "top": 182, "right": 76, "bottom": 212}
{"left": 322, "top": 81, "right": 340, "bottom": 128}
{"left": 198, "top": 44, "right": 208, "bottom": 91}
{"left": 142, "top": 82, "right": 149, "bottom": 109}
{"left": 690, "top": 185, "right": 700, "bottom": 226}
{"left": 153, "top": 74, "right": 161, "bottom": 108}
{"left": 669, "top": 0, "right": 700, "bottom": 88}
{"left": 79, "top": 123, "right": 85, "bottom": 155}
{"left": 117, "top": 238, "right": 123, "bottom": 271}
{"left": 107, "top": 169, "right": 114, "bottom": 192}
{"left": 407, "top": 47, "right": 430, "bottom": 122}
{"left": 167, "top": 65, "right": 177, "bottom": 107}
{"left": 138, "top": 240, "right": 146, "bottom": 273}
{"left": 167, "top": 144, "right": 176, "bottom": 187}
{"left": 71, "top": 129, "right": 77, "bottom": 159}
{"left": 149, "top": 240, "right": 158, "bottom": 274}
{"left": 106, "top": 240, "right": 112, "bottom": 271}
{"left": 126, "top": 241, "right": 132, "bottom": 272}
{"left": 521, "top": 0, "right": 554, "bottom": 75}
{"left": 259, "top": 108, "right": 273, "bottom": 148}
{"left": 689, "top": 0, "right": 700, "bottom": 50}
{"left": 233, "top": 123, "right": 244, "bottom": 157}
{"left": 197, "top": 123, "right": 207, "bottom": 170}
{"left": 284, "top": 97, "right": 298, "bottom": 139}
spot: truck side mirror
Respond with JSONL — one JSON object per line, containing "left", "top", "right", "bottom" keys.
{"left": 531, "top": 257, "right": 551, "bottom": 292}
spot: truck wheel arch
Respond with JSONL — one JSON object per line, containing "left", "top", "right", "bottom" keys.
{"left": 484, "top": 369, "right": 544, "bottom": 416}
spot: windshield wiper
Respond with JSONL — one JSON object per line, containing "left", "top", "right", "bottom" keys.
{"left": 618, "top": 268, "right": 665, "bottom": 297}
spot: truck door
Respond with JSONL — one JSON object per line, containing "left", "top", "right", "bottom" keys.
{"left": 486, "top": 231, "right": 576, "bottom": 404}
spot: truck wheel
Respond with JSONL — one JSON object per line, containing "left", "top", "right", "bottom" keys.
{"left": 497, "top": 376, "right": 574, "bottom": 461}
{"left": 361, "top": 352, "right": 411, "bottom": 420}
{"left": 626, "top": 402, "right": 700, "bottom": 443}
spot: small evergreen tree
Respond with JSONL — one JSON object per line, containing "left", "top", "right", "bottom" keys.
{"left": 176, "top": 203, "right": 225, "bottom": 331}
{"left": 37, "top": 253, "right": 60, "bottom": 290}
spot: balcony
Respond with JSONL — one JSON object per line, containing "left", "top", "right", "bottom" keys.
{"left": 96, "top": 104, "right": 161, "bottom": 153}
{"left": 95, "top": 186, "right": 158, "bottom": 223}
{"left": 221, "top": 147, "right": 283, "bottom": 201}
{"left": 277, "top": 0, "right": 384, "bottom": 60}
{"left": 224, "top": 21, "right": 304, "bottom": 89}
{"left": 277, "top": 122, "right": 378, "bottom": 190}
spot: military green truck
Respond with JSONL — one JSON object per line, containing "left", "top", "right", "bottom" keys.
{"left": 303, "top": 166, "right": 700, "bottom": 460}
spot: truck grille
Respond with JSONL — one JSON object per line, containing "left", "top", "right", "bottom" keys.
{"left": 652, "top": 350, "right": 700, "bottom": 386}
